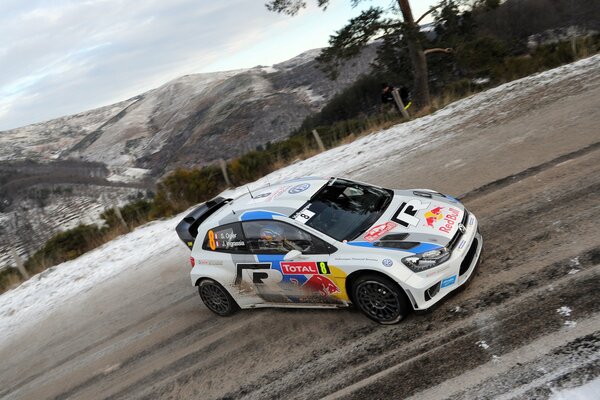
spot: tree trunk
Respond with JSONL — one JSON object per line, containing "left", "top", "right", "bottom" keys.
{"left": 397, "top": 0, "right": 431, "bottom": 109}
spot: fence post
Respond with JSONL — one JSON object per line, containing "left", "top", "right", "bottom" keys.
{"left": 10, "top": 247, "right": 29, "bottom": 280}
{"left": 113, "top": 201, "right": 129, "bottom": 231}
{"left": 312, "top": 129, "right": 326, "bottom": 152}
{"left": 219, "top": 159, "right": 232, "bottom": 187}
{"left": 392, "top": 89, "right": 411, "bottom": 120}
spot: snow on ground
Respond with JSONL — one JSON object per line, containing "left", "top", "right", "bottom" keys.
{"left": 273, "top": 48, "right": 323, "bottom": 70}
{"left": 550, "top": 376, "right": 600, "bottom": 400}
{"left": 0, "top": 54, "right": 598, "bottom": 342}
{"left": 296, "top": 86, "right": 325, "bottom": 103}
{"left": 0, "top": 217, "right": 182, "bottom": 340}
{"left": 261, "top": 66, "right": 278, "bottom": 74}
{"left": 0, "top": 99, "right": 137, "bottom": 162}
{"left": 240, "top": 54, "right": 599, "bottom": 192}
{"left": 557, "top": 306, "right": 572, "bottom": 317}
{"left": 106, "top": 167, "right": 151, "bottom": 183}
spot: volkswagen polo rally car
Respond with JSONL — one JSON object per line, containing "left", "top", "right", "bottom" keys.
{"left": 176, "top": 177, "right": 482, "bottom": 324}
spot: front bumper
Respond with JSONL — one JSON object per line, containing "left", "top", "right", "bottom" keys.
{"left": 404, "top": 212, "right": 483, "bottom": 310}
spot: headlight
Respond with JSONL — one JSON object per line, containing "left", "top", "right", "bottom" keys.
{"left": 402, "top": 247, "right": 450, "bottom": 272}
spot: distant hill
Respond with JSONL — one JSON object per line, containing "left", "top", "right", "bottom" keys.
{"left": 0, "top": 45, "right": 378, "bottom": 177}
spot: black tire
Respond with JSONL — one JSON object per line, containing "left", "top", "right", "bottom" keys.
{"left": 351, "top": 274, "right": 410, "bottom": 324}
{"left": 198, "top": 279, "right": 239, "bottom": 316}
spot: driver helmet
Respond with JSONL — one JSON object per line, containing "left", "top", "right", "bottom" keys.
{"left": 260, "top": 224, "right": 284, "bottom": 242}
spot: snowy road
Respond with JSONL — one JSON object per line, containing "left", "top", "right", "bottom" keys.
{"left": 1, "top": 56, "right": 599, "bottom": 399}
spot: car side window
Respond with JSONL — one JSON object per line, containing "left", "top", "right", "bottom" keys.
{"left": 202, "top": 223, "right": 247, "bottom": 253}
{"left": 242, "top": 220, "right": 331, "bottom": 255}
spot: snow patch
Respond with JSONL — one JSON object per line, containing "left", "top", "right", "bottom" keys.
{"left": 274, "top": 48, "right": 322, "bottom": 70}
{"left": 0, "top": 216, "right": 181, "bottom": 340}
{"left": 261, "top": 66, "right": 278, "bottom": 74}
{"left": 557, "top": 306, "right": 572, "bottom": 317}
{"left": 550, "top": 376, "right": 600, "bottom": 400}
{"left": 569, "top": 257, "right": 580, "bottom": 267}
{"left": 472, "top": 77, "right": 490, "bottom": 85}
{"left": 476, "top": 340, "right": 490, "bottom": 350}
{"left": 106, "top": 167, "right": 151, "bottom": 183}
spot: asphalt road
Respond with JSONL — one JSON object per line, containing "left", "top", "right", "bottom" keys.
{"left": 1, "top": 62, "right": 599, "bottom": 399}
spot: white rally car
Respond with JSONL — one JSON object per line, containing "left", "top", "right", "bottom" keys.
{"left": 176, "top": 177, "right": 482, "bottom": 324}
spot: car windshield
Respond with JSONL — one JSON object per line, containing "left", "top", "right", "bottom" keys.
{"left": 293, "top": 178, "right": 393, "bottom": 241}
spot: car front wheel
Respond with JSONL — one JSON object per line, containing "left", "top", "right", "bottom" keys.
{"left": 352, "top": 274, "right": 410, "bottom": 324}
{"left": 198, "top": 279, "right": 239, "bottom": 316}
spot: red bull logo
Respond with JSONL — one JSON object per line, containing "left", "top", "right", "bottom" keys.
{"left": 439, "top": 207, "right": 461, "bottom": 233}
{"left": 304, "top": 275, "right": 340, "bottom": 297}
{"left": 424, "top": 206, "right": 444, "bottom": 227}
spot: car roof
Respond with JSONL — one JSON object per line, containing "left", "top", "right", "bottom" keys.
{"left": 205, "top": 177, "right": 329, "bottom": 226}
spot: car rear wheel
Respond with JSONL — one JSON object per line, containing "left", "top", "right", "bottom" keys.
{"left": 352, "top": 274, "right": 410, "bottom": 324}
{"left": 198, "top": 279, "right": 239, "bottom": 316}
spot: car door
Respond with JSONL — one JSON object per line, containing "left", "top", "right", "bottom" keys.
{"left": 199, "top": 222, "right": 267, "bottom": 307}
{"left": 240, "top": 219, "right": 345, "bottom": 305}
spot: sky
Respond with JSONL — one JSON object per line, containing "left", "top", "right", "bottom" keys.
{"left": 0, "top": 0, "right": 438, "bottom": 131}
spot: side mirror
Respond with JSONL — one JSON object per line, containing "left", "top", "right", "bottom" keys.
{"left": 284, "top": 249, "right": 302, "bottom": 261}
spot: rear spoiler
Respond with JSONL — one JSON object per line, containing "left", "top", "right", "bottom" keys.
{"left": 175, "top": 197, "right": 230, "bottom": 250}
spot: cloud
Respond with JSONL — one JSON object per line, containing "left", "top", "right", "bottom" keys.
{"left": 0, "top": 0, "right": 433, "bottom": 131}
{"left": 0, "top": 0, "right": 283, "bottom": 130}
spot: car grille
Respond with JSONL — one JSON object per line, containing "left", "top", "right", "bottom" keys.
{"left": 459, "top": 237, "right": 479, "bottom": 276}
{"left": 447, "top": 210, "right": 469, "bottom": 250}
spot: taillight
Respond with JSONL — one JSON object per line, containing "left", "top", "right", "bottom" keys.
{"left": 190, "top": 256, "right": 195, "bottom": 268}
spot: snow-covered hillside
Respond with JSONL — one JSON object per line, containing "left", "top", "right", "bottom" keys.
{"left": 1, "top": 54, "right": 597, "bottom": 342}
{"left": 0, "top": 99, "right": 136, "bottom": 162}
{"left": 0, "top": 44, "right": 378, "bottom": 173}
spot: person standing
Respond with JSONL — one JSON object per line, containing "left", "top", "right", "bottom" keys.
{"left": 381, "top": 83, "right": 412, "bottom": 113}
{"left": 381, "top": 83, "right": 396, "bottom": 107}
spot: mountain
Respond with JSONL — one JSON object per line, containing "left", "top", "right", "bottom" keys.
{"left": 0, "top": 45, "right": 379, "bottom": 269}
{"left": 1, "top": 45, "right": 378, "bottom": 176}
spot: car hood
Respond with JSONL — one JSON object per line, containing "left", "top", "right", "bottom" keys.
{"left": 357, "top": 190, "right": 466, "bottom": 248}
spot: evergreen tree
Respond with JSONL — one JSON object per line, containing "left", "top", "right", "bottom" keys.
{"left": 265, "top": 0, "right": 451, "bottom": 109}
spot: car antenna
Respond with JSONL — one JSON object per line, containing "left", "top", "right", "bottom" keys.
{"left": 247, "top": 186, "right": 254, "bottom": 199}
